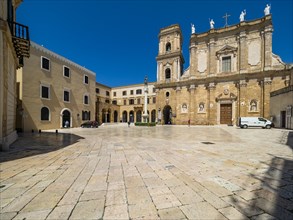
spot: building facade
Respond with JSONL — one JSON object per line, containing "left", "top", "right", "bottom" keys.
{"left": 0, "top": 0, "right": 30, "bottom": 150}
{"left": 270, "top": 71, "right": 293, "bottom": 129}
{"left": 111, "top": 83, "right": 157, "bottom": 123}
{"left": 16, "top": 42, "right": 96, "bottom": 132}
{"left": 95, "top": 82, "right": 119, "bottom": 124}
{"left": 155, "top": 15, "right": 292, "bottom": 125}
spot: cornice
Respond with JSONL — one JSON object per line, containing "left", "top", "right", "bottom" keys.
{"left": 155, "top": 68, "right": 292, "bottom": 89}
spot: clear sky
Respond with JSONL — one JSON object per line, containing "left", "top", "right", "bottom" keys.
{"left": 17, "top": 0, "right": 293, "bottom": 87}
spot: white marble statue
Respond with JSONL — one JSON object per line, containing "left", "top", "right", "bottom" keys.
{"left": 209, "top": 19, "right": 215, "bottom": 29}
{"left": 191, "top": 23, "right": 195, "bottom": 34}
{"left": 264, "top": 4, "right": 271, "bottom": 15}
{"left": 240, "top": 10, "right": 246, "bottom": 22}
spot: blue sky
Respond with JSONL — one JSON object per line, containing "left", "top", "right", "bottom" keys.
{"left": 17, "top": 0, "right": 293, "bottom": 87}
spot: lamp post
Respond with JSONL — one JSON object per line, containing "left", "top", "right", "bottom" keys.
{"left": 142, "top": 75, "right": 149, "bottom": 123}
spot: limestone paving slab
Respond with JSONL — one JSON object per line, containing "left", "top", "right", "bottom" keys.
{"left": 0, "top": 125, "right": 292, "bottom": 219}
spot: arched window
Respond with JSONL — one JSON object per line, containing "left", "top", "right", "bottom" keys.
{"left": 136, "top": 110, "right": 142, "bottom": 122}
{"left": 165, "top": 68, "right": 171, "bottom": 79}
{"left": 41, "top": 107, "right": 49, "bottom": 121}
{"left": 166, "top": 42, "right": 171, "bottom": 52}
{"left": 250, "top": 100, "right": 257, "bottom": 111}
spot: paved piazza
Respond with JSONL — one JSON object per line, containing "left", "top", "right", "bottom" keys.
{"left": 0, "top": 125, "right": 292, "bottom": 220}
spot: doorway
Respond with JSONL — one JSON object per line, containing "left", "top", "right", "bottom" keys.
{"left": 280, "top": 111, "right": 286, "bottom": 128}
{"left": 163, "top": 105, "right": 172, "bottom": 124}
{"left": 220, "top": 104, "right": 232, "bottom": 124}
{"left": 62, "top": 109, "right": 71, "bottom": 128}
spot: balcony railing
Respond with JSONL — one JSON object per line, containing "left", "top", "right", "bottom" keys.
{"left": 8, "top": 21, "right": 30, "bottom": 59}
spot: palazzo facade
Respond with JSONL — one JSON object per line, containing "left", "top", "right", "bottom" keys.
{"left": 155, "top": 15, "right": 292, "bottom": 125}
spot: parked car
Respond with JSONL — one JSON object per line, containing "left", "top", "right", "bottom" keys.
{"left": 238, "top": 117, "right": 273, "bottom": 129}
{"left": 81, "top": 121, "right": 98, "bottom": 128}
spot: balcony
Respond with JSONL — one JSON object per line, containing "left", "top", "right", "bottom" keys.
{"left": 8, "top": 21, "right": 30, "bottom": 63}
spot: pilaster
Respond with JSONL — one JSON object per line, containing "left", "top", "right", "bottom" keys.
{"left": 189, "top": 43, "right": 197, "bottom": 77}
{"left": 188, "top": 84, "right": 196, "bottom": 123}
{"left": 263, "top": 26, "right": 273, "bottom": 71}
{"left": 239, "top": 31, "right": 247, "bottom": 73}
{"left": 207, "top": 82, "right": 216, "bottom": 125}
{"left": 208, "top": 38, "right": 216, "bottom": 75}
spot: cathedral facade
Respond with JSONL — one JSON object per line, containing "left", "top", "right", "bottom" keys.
{"left": 155, "top": 15, "right": 292, "bottom": 125}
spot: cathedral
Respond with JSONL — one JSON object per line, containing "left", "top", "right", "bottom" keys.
{"left": 155, "top": 14, "right": 292, "bottom": 125}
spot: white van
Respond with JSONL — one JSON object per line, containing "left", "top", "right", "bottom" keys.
{"left": 238, "top": 117, "right": 273, "bottom": 129}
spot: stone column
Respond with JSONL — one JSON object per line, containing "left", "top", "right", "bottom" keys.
{"left": 263, "top": 77, "right": 272, "bottom": 118}
{"left": 238, "top": 80, "right": 248, "bottom": 117}
{"left": 189, "top": 42, "right": 197, "bottom": 78}
{"left": 207, "top": 83, "right": 216, "bottom": 124}
{"left": 264, "top": 26, "right": 273, "bottom": 71}
{"left": 208, "top": 38, "right": 216, "bottom": 75}
{"left": 189, "top": 85, "right": 196, "bottom": 124}
{"left": 177, "top": 59, "right": 180, "bottom": 81}
{"left": 175, "top": 86, "right": 181, "bottom": 124}
{"left": 239, "top": 31, "right": 247, "bottom": 73}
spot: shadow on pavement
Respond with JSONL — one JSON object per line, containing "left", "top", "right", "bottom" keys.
{"left": 0, "top": 132, "right": 84, "bottom": 163}
{"left": 230, "top": 132, "right": 293, "bottom": 219}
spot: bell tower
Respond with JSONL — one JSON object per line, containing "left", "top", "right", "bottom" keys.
{"left": 156, "top": 24, "right": 184, "bottom": 83}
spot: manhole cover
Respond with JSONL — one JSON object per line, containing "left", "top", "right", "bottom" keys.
{"left": 165, "top": 165, "right": 175, "bottom": 170}
{"left": 201, "top": 142, "right": 215, "bottom": 145}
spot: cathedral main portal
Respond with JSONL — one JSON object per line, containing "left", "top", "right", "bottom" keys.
{"left": 220, "top": 104, "right": 232, "bottom": 124}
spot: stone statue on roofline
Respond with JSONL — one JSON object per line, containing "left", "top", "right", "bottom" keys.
{"left": 240, "top": 9, "right": 246, "bottom": 22}
{"left": 264, "top": 4, "right": 271, "bottom": 15}
{"left": 209, "top": 19, "right": 215, "bottom": 29}
{"left": 191, "top": 23, "right": 195, "bottom": 34}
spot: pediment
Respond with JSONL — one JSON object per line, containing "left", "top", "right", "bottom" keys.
{"left": 216, "top": 45, "right": 238, "bottom": 57}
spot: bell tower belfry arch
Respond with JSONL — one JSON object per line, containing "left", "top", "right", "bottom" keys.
{"left": 156, "top": 24, "right": 184, "bottom": 83}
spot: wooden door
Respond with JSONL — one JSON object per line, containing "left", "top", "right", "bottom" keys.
{"left": 220, "top": 104, "right": 232, "bottom": 124}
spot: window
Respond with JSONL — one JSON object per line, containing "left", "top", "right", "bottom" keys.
{"left": 137, "top": 98, "right": 141, "bottom": 104}
{"left": 63, "top": 66, "right": 70, "bottom": 78}
{"left": 41, "top": 107, "right": 49, "bottom": 121}
{"left": 153, "top": 97, "right": 156, "bottom": 104}
{"left": 112, "top": 100, "right": 117, "bottom": 105}
{"left": 82, "top": 111, "right": 91, "bottom": 120}
{"left": 123, "top": 91, "right": 127, "bottom": 96}
{"left": 136, "top": 89, "right": 142, "bottom": 95}
{"left": 165, "top": 68, "right": 171, "bottom": 79}
{"left": 84, "top": 94, "right": 89, "bottom": 105}
{"left": 129, "top": 99, "right": 134, "bottom": 105}
{"left": 124, "top": 100, "right": 127, "bottom": 105}
{"left": 96, "top": 88, "right": 100, "bottom": 93}
{"left": 64, "top": 90, "right": 70, "bottom": 102}
{"left": 130, "top": 90, "right": 134, "bottom": 95}
{"left": 106, "top": 91, "right": 110, "bottom": 96}
{"left": 222, "top": 56, "right": 231, "bottom": 72}
{"left": 41, "top": 57, "right": 50, "bottom": 71}
{"left": 166, "top": 92, "right": 170, "bottom": 97}
{"left": 153, "top": 88, "right": 156, "bottom": 93}
{"left": 166, "top": 42, "right": 171, "bottom": 52}
{"left": 105, "top": 99, "right": 110, "bottom": 103}
{"left": 147, "top": 98, "right": 150, "bottom": 104}
{"left": 40, "top": 85, "right": 50, "bottom": 99}
{"left": 113, "top": 92, "right": 116, "bottom": 97}
{"left": 84, "top": 75, "right": 89, "bottom": 84}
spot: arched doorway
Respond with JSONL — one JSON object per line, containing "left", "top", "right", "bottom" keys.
{"left": 163, "top": 105, "right": 172, "bottom": 124}
{"left": 129, "top": 111, "right": 134, "bottom": 123}
{"left": 107, "top": 109, "right": 111, "bottom": 122}
{"left": 114, "top": 111, "right": 118, "bottom": 122}
{"left": 102, "top": 109, "right": 106, "bottom": 123}
{"left": 136, "top": 110, "right": 142, "bottom": 122}
{"left": 122, "top": 111, "right": 127, "bottom": 122}
{"left": 151, "top": 110, "right": 156, "bottom": 123}
{"left": 61, "top": 109, "right": 71, "bottom": 128}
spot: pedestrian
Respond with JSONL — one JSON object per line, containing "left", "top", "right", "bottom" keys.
{"left": 128, "top": 121, "right": 130, "bottom": 127}
{"left": 188, "top": 119, "right": 190, "bottom": 127}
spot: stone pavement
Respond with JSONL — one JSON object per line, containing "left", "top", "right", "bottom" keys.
{"left": 0, "top": 125, "right": 292, "bottom": 220}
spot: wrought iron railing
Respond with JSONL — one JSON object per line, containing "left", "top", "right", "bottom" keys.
{"left": 8, "top": 21, "right": 30, "bottom": 58}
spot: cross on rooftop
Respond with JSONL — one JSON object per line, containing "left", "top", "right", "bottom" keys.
{"left": 223, "top": 13, "right": 231, "bottom": 27}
